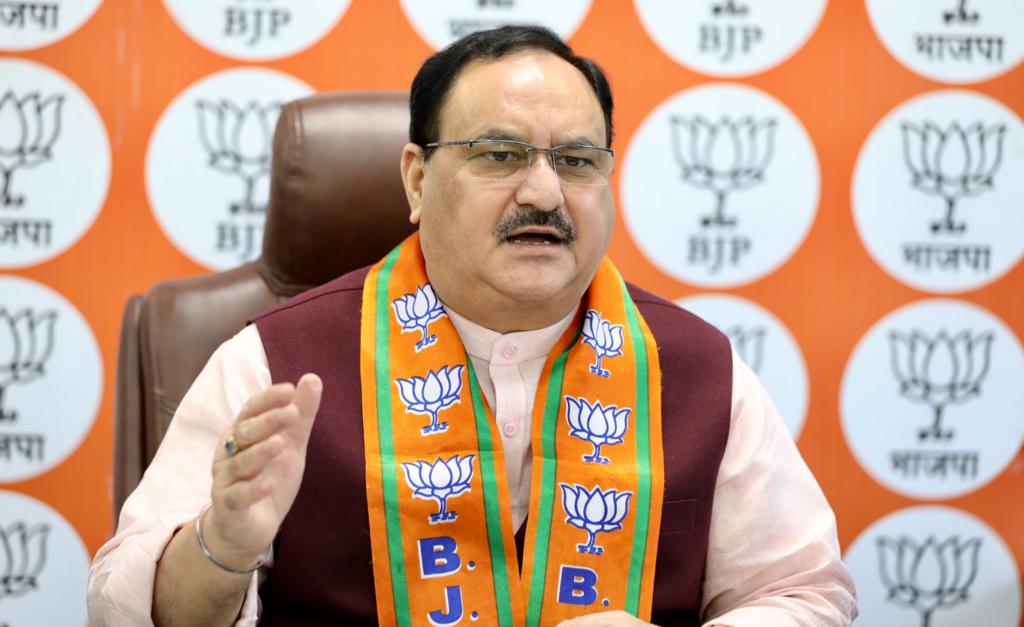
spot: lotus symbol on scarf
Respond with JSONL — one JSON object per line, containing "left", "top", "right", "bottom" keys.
{"left": 395, "top": 365, "right": 464, "bottom": 435}
{"left": 877, "top": 535, "right": 982, "bottom": 627}
{"left": 670, "top": 115, "right": 776, "bottom": 227}
{"left": 0, "top": 521, "right": 50, "bottom": 599}
{"left": 901, "top": 120, "right": 1006, "bottom": 234}
{"left": 560, "top": 483, "right": 631, "bottom": 555}
{"left": 392, "top": 283, "right": 446, "bottom": 352}
{"left": 565, "top": 396, "right": 630, "bottom": 464}
{"left": 581, "top": 309, "right": 623, "bottom": 378}
{"left": 401, "top": 454, "right": 475, "bottom": 523}
{"left": 0, "top": 90, "right": 65, "bottom": 208}
{"left": 888, "top": 329, "right": 993, "bottom": 441}
{"left": 196, "top": 99, "right": 282, "bottom": 214}
{"left": 0, "top": 308, "right": 57, "bottom": 422}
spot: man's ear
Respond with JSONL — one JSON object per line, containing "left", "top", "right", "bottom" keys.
{"left": 400, "top": 143, "right": 425, "bottom": 224}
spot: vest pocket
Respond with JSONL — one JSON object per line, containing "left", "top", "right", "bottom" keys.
{"left": 660, "top": 498, "right": 698, "bottom": 534}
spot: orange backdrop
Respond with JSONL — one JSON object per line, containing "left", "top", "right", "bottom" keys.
{"left": 1, "top": 0, "right": 1021, "bottom": 624}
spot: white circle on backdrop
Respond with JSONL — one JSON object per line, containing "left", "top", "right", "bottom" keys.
{"left": 865, "top": 0, "right": 1024, "bottom": 84}
{"left": 633, "top": 0, "right": 827, "bottom": 77}
{"left": 852, "top": 89, "right": 1024, "bottom": 294}
{"left": 676, "top": 293, "right": 808, "bottom": 439}
{"left": 0, "top": 490, "right": 90, "bottom": 625}
{"left": 399, "top": 0, "right": 592, "bottom": 51}
{"left": 0, "top": 58, "right": 110, "bottom": 268}
{"left": 0, "top": 276, "right": 102, "bottom": 482}
{"left": 146, "top": 68, "right": 313, "bottom": 271}
{"left": 162, "top": 0, "right": 352, "bottom": 61}
{"left": 0, "top": 0, "right": 103, "bottom": 51}
{"left": 621, "top": 83, "right": 819, "bottom": 288}
{"left": 843, "top": 505, "right": 1021, "bottom": 627}
{"left": 840, "top": 298, "right": 1024, "bottom": 500}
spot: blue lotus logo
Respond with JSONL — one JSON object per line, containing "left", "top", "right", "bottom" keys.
{"left": 392, "top": 283, "right": 446, "bottom": 352}
{"left": 560, "top": 483, "right": 632, "bottom": 555}
{"left": 565, "top": 396, "right": 629, "bottom": 464}
{"left": 395, "top": 365, "right": 464, "bottom": 435}
{"left": 581, "top": 310, "right": 624, "bottom": 378}
{"left": 401, "top": 455, "right": 475, "bottom": 523}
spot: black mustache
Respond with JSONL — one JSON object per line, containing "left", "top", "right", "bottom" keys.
{"left": 493, "top": 208, "right": 577, "bottom": 244}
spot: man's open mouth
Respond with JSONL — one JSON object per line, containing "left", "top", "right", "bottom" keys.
{"left": 506, "top": 229, "right": 565, "bottom": 245}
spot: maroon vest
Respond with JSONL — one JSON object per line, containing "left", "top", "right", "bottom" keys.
{"left": 253, "top": 267, "right": 731, "bottom": 626}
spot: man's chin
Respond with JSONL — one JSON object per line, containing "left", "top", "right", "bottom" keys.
{"left": 492, "top": 269, "right": 581, "bottom": 306}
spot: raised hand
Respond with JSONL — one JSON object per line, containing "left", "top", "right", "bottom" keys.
{"left": 200, "top": 373, "right": 322, "bottom": 570}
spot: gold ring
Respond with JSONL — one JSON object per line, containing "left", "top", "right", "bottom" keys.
{"left": 224, "top": 433, "right": 240, "bottom": 456}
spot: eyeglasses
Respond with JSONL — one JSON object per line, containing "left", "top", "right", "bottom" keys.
{"left": 424, "top": 139, "right": 614, "bottom": 186}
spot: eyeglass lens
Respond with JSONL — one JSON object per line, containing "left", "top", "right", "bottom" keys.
{"left": 463, "top": 140, "right": 612, "bottom": 184}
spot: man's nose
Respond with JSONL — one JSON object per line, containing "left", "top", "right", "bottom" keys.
{"left": 514, "top": 152, "right": 564, "bottom": 212}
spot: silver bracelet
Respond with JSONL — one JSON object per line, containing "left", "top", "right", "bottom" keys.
{"left": 194, "top": 502, "right": 271, "bottom": 574}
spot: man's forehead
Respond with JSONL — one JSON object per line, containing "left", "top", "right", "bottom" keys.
{"left": 437, "top": 51, "right": 606, "bottom": 144}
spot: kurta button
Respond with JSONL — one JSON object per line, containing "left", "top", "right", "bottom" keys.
{"left": 502, "top": 422, "right": 518, "bottom": 437}
{"left": 502, "top": 345, "right": 518, "bottom": 360}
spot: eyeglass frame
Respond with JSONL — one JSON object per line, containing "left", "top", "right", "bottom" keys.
{"left": 422, "top": 139, "right": 615, "bottom": 184}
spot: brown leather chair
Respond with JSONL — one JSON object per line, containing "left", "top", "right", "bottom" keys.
{"left": 113, "top": 91, "right": 417, "bottom": 525}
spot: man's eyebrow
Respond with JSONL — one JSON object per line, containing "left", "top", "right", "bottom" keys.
{"left": 474, "top": 130, "right": 523, "bottom": 142}
{"left": 560, "top": 135, "right": 600, "bottom": 147}
{"left": 471, "top": 131, "right": 602, "bottom": 147}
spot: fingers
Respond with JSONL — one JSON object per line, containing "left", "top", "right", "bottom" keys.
{"left": 231, "top": 404, "right": 298, "bottom": 452}
{"left": 236, "top": 382, "right": 296, "bottom": 423}
{"left": 218, "top": 375, "right": 321, "bottom": 461}
{"left": 216, "top": 434, "right": 284, "bottom": 484}
{"left": 208, "top": 372, "right": 317, "bottom": 493}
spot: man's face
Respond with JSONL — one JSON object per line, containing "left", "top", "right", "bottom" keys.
{"left": 402, "top": 50, "right": 614, "bottom": 331}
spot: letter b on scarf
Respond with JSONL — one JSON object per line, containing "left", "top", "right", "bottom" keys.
{"left": 558, "top": 565, "right": 599, "bottom": 606}
{"left": 418, "top": 536, "right": 461, "bottom": 578}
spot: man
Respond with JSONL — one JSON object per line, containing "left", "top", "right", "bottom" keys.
{"left": 89, "top": 26, "right": 856, "bottom": 626}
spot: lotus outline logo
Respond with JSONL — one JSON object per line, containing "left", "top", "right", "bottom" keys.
{"left": 888, "top": 328, "right": 993, "bottom": 442}
{"left": 401, "top": 454, "right": 475, "bottom": 523}
{"left": 196, "top": 99, "right": 281, "bottom": 216}
{"left": 564, "top": 396, "right": 630, "bottom": 464}
{"left": 0, "top": 520, "right": 49, "bottom": 600}
{"left": 877, "top": 534, "right": 982, "bottom": 627}
{"left": 900, "top": 120, "right": 1006, "bottom": 234}
{"left": 0, "top": 90, "right": 65, "bottom": 209}
{"left": 725, "top": 325, "right": 765, "bottom": 374}
{"left": 670, "top": 115, "right": 776, "bottom": 228}
{"left": 392, "top": 283, "right": 446, "bottom": 352}
{"left": 0, "top": 307, "right": 56, "bottom": 422}
{"left": 395, "top": 365, "right": 464, "bottom": 435}
{"left": 559, "top": 483, "right": 631, "bottom": 555}
{"left": 581, "top": 310, "right": 623, "bottom": 378}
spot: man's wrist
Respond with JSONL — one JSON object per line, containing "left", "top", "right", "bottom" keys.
{"left": 195, "top": 502, "right": 270, "bottom": 574}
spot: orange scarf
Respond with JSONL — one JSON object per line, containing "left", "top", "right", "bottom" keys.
{"left": 360, "top": 233, "right": 663, "bottom": 626}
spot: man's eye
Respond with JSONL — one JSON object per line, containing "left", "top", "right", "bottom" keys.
{"left": 486, "top": 151, "right": 513, "bottom": 162}
{"left": 558, "top": 154, "right": 593, "bottom": 168}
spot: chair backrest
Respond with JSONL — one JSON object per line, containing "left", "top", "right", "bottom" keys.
{"left": 113, "top": 91, "right": 416, "bottom": 522}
